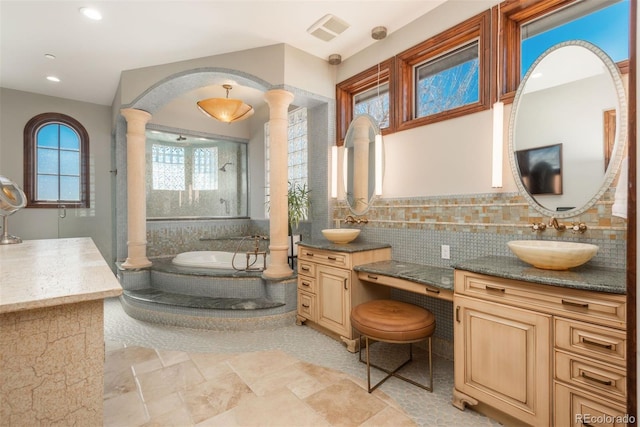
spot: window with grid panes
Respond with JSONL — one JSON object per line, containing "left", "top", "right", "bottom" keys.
{"left": 23, "top": 113, "right": 90, "bottom": 208}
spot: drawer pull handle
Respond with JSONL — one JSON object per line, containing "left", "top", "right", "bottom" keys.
{"left": 344, "top": 278, "right": 348, "bottom": 290}
{"left": 425, "top": 287, "right": 440, "bottom": 294}
{"left": 305, "top": 252, "right": 314, "bottom": 257}
{"left": 582, "top": 338, "right": 613, "bottom": 350}
{"left": 301, "top": 266, "right": 310, "bottom": 271}
{"left": 367, "top": 274, "right": 379, "bottom": 280}
{"left": 485, "top": 285, "right": 505, "bottom": 293}
{"left": 562, "top": 299, "right": 589, "bottom": 308}
{"left": 456, "top": 306, "right": 461, "bottom": 323}
{"left": 302, "top": 304, "right": 310, "bottom": 308}
{"left": 302, "top": 281, "right": 310, "bottom": 287}
{"left": 328, "top": 256, "right": 337, "bottom": 261}
{"left": 580, "top": 372, "right": 613, "bottom": 386}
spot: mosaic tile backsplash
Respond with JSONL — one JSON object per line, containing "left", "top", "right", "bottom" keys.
{"left": 332, "top": 190, "right": 626, "bottom": 270}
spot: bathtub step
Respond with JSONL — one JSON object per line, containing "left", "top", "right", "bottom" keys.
{"left": 124, "top": 288, "right": 284, "bottom": 310}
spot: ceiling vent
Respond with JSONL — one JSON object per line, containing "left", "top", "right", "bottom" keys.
{"left": 307, "top": 14, "right": 350, "bottom": 42}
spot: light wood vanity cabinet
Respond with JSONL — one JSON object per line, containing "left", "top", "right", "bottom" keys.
{"left": 296, "top": 245, "right": 391, "bottom": 351}
{"left": 453, "top": 270, "right": 627, "bottom": 426}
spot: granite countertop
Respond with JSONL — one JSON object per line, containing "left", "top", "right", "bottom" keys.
{"left": 452, "top": 255, "right": 626, "bottom": 295}
{"left": 353, "top": 260, "right": 454, "bottom": 291}
{"left": 297, "top": 240, "right": 391, "bottom": 253}
{"left": 0, "top": 237, "right": 122, "bottom": 313}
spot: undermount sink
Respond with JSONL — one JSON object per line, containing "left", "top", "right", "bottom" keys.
{"left": 322, "top": 228, "right": 360, "bottom": 244}
{"left": 507, "top": 240, "right": 598, "bottom": 270}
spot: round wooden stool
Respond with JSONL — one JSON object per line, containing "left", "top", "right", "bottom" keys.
{"left": 350, "top": 299, "right": 435, "bottom": 393}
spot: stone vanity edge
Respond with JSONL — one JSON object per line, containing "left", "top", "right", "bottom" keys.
{"left": 354, "top": 260, "right": 454, "bottom": 292}
{"left": 0, "top": 237, "right": 123, "bottom": 313}
{"left": 297, "top": 240, "right": 391, "bottom": 253}
{"left": 296, "top": 241, "right": 624, "bottom": 295}
{"left": 451, "top": 255, "right": 626, "bottom": 295}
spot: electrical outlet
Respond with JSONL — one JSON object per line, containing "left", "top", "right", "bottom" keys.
{"left": 441, "top": 244, "right": 450, "bottom": 260}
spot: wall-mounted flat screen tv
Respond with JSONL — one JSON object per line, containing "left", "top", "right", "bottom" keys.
{"left": 515, "top": 143, "right": 563, "bottom": 195}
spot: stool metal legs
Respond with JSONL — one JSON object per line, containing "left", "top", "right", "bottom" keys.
{"left": 358, "top": 335, "right": 433, "bottom": 393}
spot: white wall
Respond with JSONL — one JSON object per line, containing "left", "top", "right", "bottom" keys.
{"left": 336, "top": 0, "right": 514, "bottom": 198}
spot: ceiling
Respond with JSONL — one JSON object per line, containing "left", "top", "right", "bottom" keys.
{"left": 0, "top": 1, "right": 448, "bottom": 107}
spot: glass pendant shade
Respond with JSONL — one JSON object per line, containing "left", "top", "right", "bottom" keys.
{"left": 197, "top": 85, "right": 254, "bottom": 123}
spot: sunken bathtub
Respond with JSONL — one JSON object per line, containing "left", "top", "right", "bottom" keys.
{"left": 117, "top": 253, "right": 296, "bottom": 331}
{"left": 172, "top": 250, "right": 270, "bottom": 271}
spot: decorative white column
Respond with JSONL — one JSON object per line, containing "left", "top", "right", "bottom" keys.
{"left": 263, "top": 89, "right": 295, "bottom": 279}
{"left": 120, "top": 108, "right": 152, "bottom": 269}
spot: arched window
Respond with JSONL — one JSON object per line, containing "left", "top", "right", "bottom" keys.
{"left": 23, "top": 113, "right": 90, "bottom": 208}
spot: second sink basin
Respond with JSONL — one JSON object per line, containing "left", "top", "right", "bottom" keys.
{"left": 322, "top": 228, "right": 360, "bottom": 244}
{"left": 507, "top": 240, "right": 598, "bottom": 270}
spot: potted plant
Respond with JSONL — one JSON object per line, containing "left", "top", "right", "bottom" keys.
{"left": 288, "top": 182, "right": 310, "bottom": 231}
{"left": 287, "top": 182, "right": 310, "bottom": 260}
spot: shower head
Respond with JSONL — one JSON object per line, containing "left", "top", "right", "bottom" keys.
{"left": 219, "top": 162, "right": 233, "bottom": 172}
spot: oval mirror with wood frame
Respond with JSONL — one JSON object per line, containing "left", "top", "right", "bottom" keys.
{"left": 509, "top": 40, "right": 628, "bottom": 218}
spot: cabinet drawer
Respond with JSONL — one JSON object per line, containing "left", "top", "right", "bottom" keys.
{"left": 297, "top": 291, "right": 316, "bottom": 321}
{"left": 555, "top": 318, "right": 626, "bottom": 367}
{"left": 455, "top": 270, "right": 626, "bottom": 329}
{"left": 555, "top": 350, "right": 626, "bottom": 402}
{"left": 299, "top": 248, "right": 349, "bottom": 268}
{"left": 554, "top": 382, "right": 628, "bottom": 427}
{"left": 297, "top": 276, "right": 316, "bottom": 294}
{"left": 298, "top": 261, "right": 316, "bottom": 277}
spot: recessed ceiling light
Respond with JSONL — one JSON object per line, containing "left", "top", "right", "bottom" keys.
{"left": 79, "top": 7, "right": 102, "bottom": 21}
{"left": 46, "top": 76, "right": 61, "bottom": 83}
{"left": 44, "top": 53, "right": 56, "bottom": 60}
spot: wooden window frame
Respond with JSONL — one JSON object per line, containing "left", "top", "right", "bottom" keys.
{"left": 499, "top": 0, "right": 630, "bottom": 105}
{"left": 396, "top": 10, "right": 491, "bottom": 132}
{"left": 336, "top": 57, "right": 395, "bottom": 146}
{"left": 23, "top": 112, "right": 90, "bottom": 208}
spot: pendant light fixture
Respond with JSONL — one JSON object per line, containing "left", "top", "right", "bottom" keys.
{"left": 197, "top": 84, "right": 254, "bottom": 123}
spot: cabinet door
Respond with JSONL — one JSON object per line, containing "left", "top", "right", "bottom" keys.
{"left": 454, "top": 295, "right": 551, "bottom": 426}
{"left": 316, "top": 265, "right": 351, "bottom": 337}
{"left": 555, "top": 382, "right": 628, "bottom": 427}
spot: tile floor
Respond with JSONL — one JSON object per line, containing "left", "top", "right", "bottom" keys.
{"left": 103, "top": 298, "right": 501, "bottom": 426}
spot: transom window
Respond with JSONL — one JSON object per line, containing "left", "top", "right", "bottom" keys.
{"left": 336, "top": 11, "right": 490, "bottom": 140}
{"left": 500, "top": 0, "right": 630, "bottom": 103}
{"left": 354, "top": 81, "right": 390, "bottom": 129}
{"left": 414, "top": 40, "right": 480, "bottom": 118}
{"left": 23, "top": 113, "right": 90, "bottom": 208}
{"left": 521, "top": 0, "right": 629, "bottom": 77}
{"left": 336, "top": 58, "right": 394, "bottom": 145}
{"left": 396, "top": 10, "right": 490, "bottom": 131}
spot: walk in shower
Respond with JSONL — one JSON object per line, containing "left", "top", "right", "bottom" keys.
{"left": 145, "top": 129, "right": 248, "bottom": 219}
